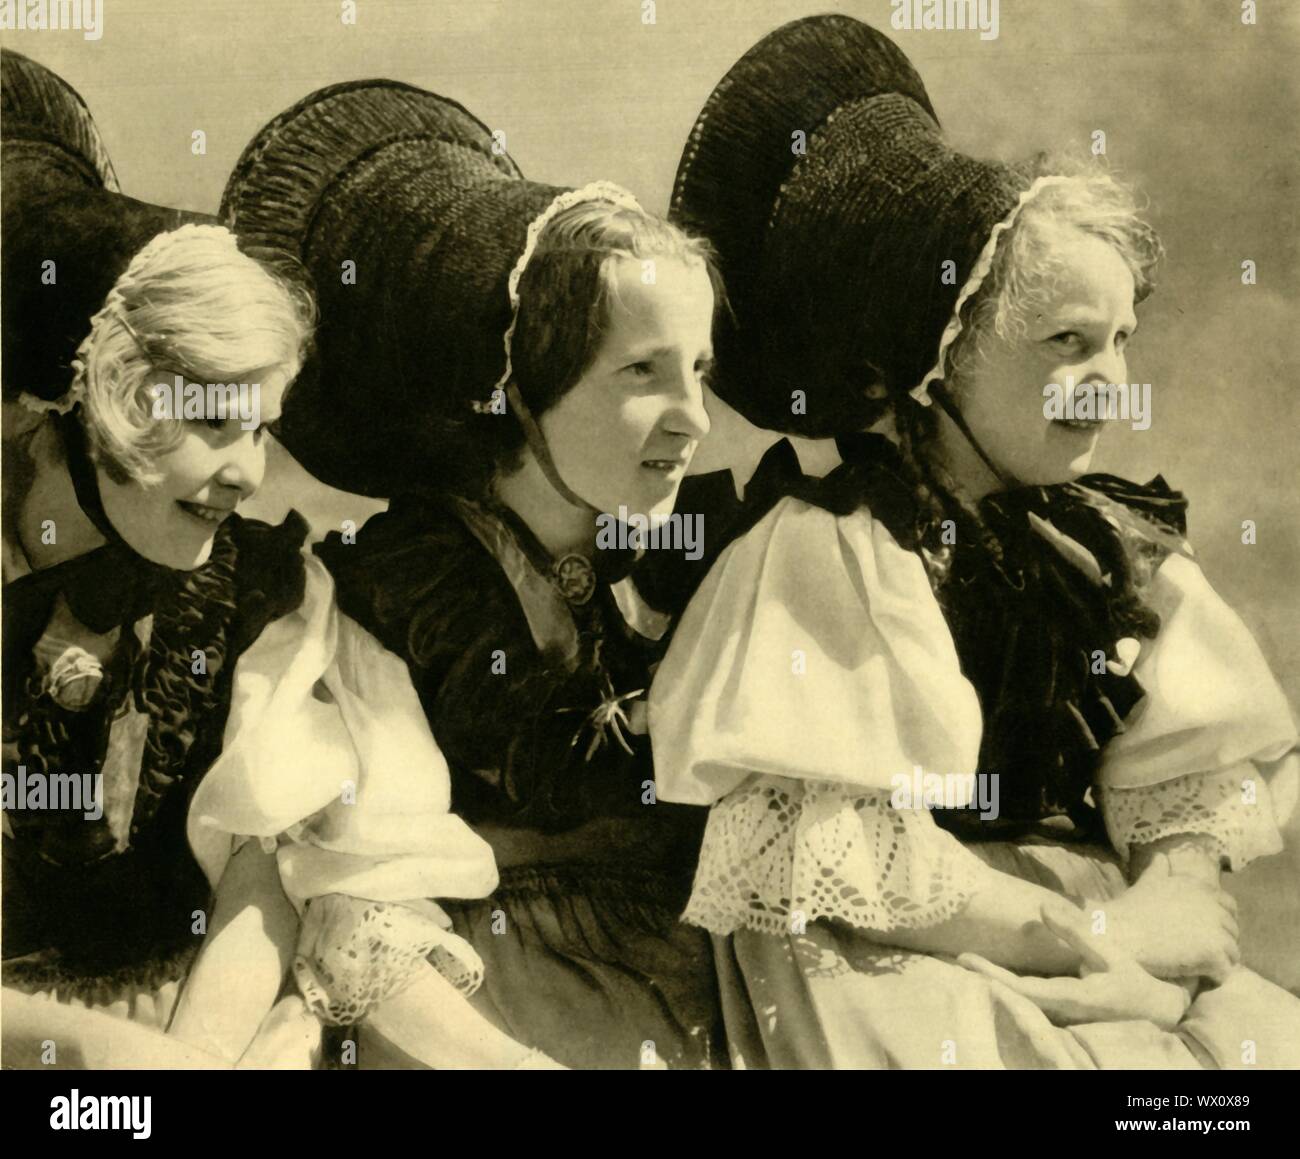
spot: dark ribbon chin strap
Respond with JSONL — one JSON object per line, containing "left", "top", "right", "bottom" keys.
{"left": 506, "top": 382, "right": 600, "bottom": 514}
{"left": 56, "top": 410, "right": 123, "bottom": 546}
{"left": 927, "top": 381, "right": 1018, "bottom": 492}
{"left": 38, "top": 410, "right": 175, "bottom": 633}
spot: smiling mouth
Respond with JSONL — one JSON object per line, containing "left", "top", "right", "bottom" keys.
{"left": 176, "top": 499, "right": 233, "bottom": 525}
{"left": 641, "top": 458, "right": 689, "bottom": 473}
{"left": 1051, "top": 417, "right": 1104, "bottom": 433}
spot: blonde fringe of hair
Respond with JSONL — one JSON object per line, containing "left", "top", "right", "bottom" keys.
{"left": 56, "top": 223, "right": 314, "bottom": 485}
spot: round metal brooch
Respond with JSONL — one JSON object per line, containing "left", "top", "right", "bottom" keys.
{"left": 553, "top": 552, "right": 597, "bottom": 605}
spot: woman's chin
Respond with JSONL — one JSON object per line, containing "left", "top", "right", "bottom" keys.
{"left": 649, "top": 491, "right": 682, "bottom": 521}
{"left": 615, "top": 481, "right": 683, "bottom": 522}
{"left": 151, "top": 543, "right": 213, "bottom": 571}
{"left": 122, "top": 524, "right": 216, "bottom": 571}
{"left": 1024, "top": 464, "right": 1091, "bottom": 486}
{"left": 1063, "top": 447, "right": 1099, "bottom": 480}
{"left": 1012, "top": 442, "right": 1098, "bottom": 486}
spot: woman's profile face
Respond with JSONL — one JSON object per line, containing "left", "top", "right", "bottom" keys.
{"left": 538, "top": 254, "right": 714, "bottom": 521}
{"left": 97, "top": 372, "right": 287, "bottom": 569}
{"left": 953, "top": 226, "right": 1138, "bottom": 487}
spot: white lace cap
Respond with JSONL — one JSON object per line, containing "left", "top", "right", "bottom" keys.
{"left": 471, "top": 180, "right": 645, "bottom": 413}
{"left": 17, "top": 223, "right": 239, "bottom": 418}
{"left": 909, "top": 175, "right": 1073, "bottom": 407}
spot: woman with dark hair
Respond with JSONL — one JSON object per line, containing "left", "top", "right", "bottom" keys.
{"left": 222, "top": 79, "right": 728, "bottom": 1068}
{"left": 648, "top": 15, "right": 1300, "bottom": 1068}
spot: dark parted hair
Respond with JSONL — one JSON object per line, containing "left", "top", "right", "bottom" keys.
{"left": 462, "top": 199, "right": 727, "bottom": 496}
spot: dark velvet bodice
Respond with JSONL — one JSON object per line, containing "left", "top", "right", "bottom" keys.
{"left": 2, "top": 512, "right": 308, "bottom": 980}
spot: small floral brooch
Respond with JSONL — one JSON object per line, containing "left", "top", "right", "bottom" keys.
{"left": 45, "top": 645, "right": 105, "bottom": 711}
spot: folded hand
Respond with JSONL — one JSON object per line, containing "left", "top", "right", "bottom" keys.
{"left": 958, "top": 901, "right": 1192, "bottom": 1031}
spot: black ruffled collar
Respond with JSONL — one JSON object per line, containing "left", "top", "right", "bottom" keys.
{"left": 4, "top": 511, "right": 308, "bottom": 868}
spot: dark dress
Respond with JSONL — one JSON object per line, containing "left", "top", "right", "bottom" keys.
{"left": 2, "top": 512, "right": 308, "bottom": 1012}
{"left": 316, "top": 493, "right": 725, "bottom": 1069}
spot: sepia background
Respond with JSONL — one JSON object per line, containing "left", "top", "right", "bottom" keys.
{"left": 4, "top": 0, "right": 1297, "bottom": 986}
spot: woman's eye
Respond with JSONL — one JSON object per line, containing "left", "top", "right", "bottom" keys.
{"left": 203, "top": 417, "right": 227, "bottom": 431}
{"left": 626, "top": 361, "right": 654, "bottom": 377}
{"left": 1047, "top": 331, "right": 1082, "bottom": 347}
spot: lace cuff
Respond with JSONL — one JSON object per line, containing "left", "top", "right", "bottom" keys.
{"left": 683, "top": 775, "right": 991, "bottom": 937}
{"left": 293, "top": 894, "right": 485, "bottom": 1026}
{"left": 1101, "top": 764, "right": 1283, "bottom": 871}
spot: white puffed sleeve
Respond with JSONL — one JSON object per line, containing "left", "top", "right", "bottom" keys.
{"left": 188, "top": 554, "right": 498, "bottom": 1021}
{"left": 1099, "top": 554, "right": 1298, "bottom": 870}
{"left": 649, "top": 497, "right": 990, "bottom": 936}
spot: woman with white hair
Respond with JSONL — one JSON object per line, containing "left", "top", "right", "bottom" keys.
{"left": 648, "top": 16, "right": 1300, "bottom": 1069}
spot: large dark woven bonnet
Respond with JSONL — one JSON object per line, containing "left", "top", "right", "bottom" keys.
{"left": 671, "top": 14, "right": 1036, "bottom": 438}
{"left": 1, "top": 50, "right": 215, "bottom": 406}
{"left": 220, "top": 79, "right": 571, "bottom": 498}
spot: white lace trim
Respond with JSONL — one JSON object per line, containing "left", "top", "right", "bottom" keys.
{"left": 293, "top": 895, "right": 485, "bottom": 1027}
{"left": 18, "top": 390, "right": 79, "bottom": 416}
{"left": 1101, "top": 765, "right": 1284, "bottom": 871}
{"left": 472, "top": 180, "right": 644, "bottom": 412}
{"left": 683, "top": 776, "right": 990, "bottom": 937}
{"left": 909, "top": 174, "right": 1072, "bottom": 405}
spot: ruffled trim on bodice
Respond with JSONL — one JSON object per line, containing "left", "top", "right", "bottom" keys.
{"left": 3, "top": 512, "right": 309, "bottom": 981}
{"left": 5, "top": 512, "right": 308, "bottom": 854}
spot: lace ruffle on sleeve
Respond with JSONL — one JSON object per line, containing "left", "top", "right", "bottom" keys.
{"left": 1097, "top": 554, "right": 1297, "bottom": 870}
{"left": 1101, "top": 764, "right": 1283, "bottom": 871}
{"left": 293, "top": 895, "right": 484, "bottom": 1026}
{"left": 189, "top": 554, "right": 499, "bottom": 1022}
{"left": 650, "top": 497, "right": 987, "bottom": 936}
{"left": 685, "top": 775, "right": 992, "bottom": 936}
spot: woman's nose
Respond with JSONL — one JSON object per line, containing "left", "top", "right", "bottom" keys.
{"left": 1083, "top": 340, "right": 1127, "bottom": 387}
{"left": 214, "top": 431, "right": 266, "bottom": 498}
{"left": 667, "top": 366, "right": 711, "bottom": 441}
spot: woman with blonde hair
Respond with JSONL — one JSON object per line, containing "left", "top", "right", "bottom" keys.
{"left": 2, "top": 52, "right": 536, "bottom": 1069}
